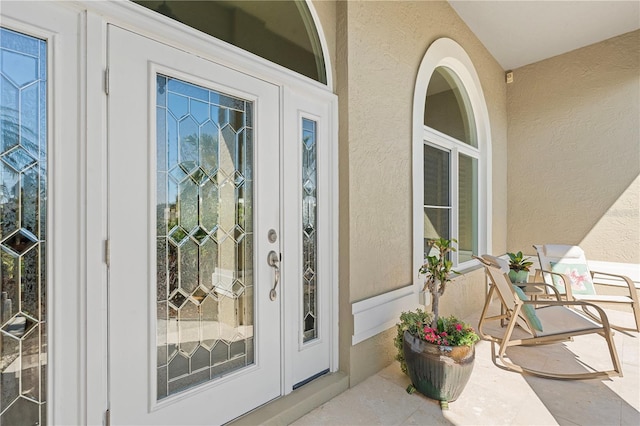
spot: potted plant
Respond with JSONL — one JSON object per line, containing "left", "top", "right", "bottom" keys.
{"left": 394, "top": 238, "right": 479, "bottom": 409}
{"left": 507, "top": 251, "right": 533, "bottom": 284}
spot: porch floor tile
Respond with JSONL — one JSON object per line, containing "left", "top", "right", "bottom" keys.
{"left": 293, "top": 310, "right": 639, "bottom": 425}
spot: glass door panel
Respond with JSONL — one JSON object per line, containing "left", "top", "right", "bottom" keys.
{"left": 301, "top": 118, "right": 317, "bottom": 343}
{"left": 156, "top": 76, "right": 255, "bottom": 399}
{"left": 0, "top": 27, "right": 47, "bottom": 425}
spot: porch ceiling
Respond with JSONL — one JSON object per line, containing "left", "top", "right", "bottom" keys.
{"left": 448, "top": 0, "right": 640, "bottom": 70}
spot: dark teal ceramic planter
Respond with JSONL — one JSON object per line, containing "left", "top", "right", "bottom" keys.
{"left": 403, "top": 331, "right": 475, "bottom": 403}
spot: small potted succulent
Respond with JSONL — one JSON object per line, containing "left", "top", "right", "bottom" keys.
{"left": 394, "top": 238, "right": 479, "bottom": 408}
{"left": 507, "top": 251, "right": 533, "bottom": 284}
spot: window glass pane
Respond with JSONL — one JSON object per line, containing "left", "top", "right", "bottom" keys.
{"left": 423, "top": 144, "right": 449, "bottom": 207}
{"left": 423, "top": 207, "right": 450, "bottom": 257}
{"left": 156, "top": 74, "right": 254, "bottom": 399}
{"left": 424, "top": 67, "right": 477, "bottom": 147}
{"left": 134, "top": 1, "right": 327, "bottom": 84}
{"left": 0, "top": 27, "right": 47, "bottom": 425}
{"left": 301, "top": 118, "right": 317, "bottom": 343}
{"left": 458, "top": 154, "right": 478, "bottom": 263}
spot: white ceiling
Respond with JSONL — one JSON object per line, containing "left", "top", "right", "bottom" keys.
{"left": 448, "top": 0, "right": 640, "bottom": 70}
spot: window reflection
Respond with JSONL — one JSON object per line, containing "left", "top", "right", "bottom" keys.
{"left": 0, "top": 27, "right": 47, "bottom": 425}
{"left": 302, "top": 118, "right": 317, "bottom": 342}
{"left": 458, "top": 154, "right": 478, "bottom": 263}
{"left": 134, "top": 1, "right": 327, "bottom": 84}
{"left": 156, "top": 74, "right": 254, "bottom": 399}
{"left": 424, "top": 67, "right": 477, "bottom": 147}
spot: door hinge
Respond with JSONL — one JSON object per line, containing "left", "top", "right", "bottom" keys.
{"left": 105, "top": 409, "right": 110, "bottom": 426}
{"left": 104, "top": 68, "right": 109, "bottom": 95}
{"left": 104, "top": 239, "right": 110, "bottom": 267}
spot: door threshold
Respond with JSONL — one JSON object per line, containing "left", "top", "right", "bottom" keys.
{"left": 228, "top": 371, "right": 348, "bottom": 426}
{"left": 293, "top": 368, "right": 330, "bottom": 390}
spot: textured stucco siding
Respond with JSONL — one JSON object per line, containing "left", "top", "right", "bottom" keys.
{"left": 342, "top": 0, "right": 507, "bottom": 303}
{"left": 334, "top": 0, "right": 507, "bottom": 385}
{"left": 507, "top": 30, "right": 640, "bottom": 263}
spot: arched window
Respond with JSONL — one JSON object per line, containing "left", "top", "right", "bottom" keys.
{"left": 133, "top": 0, "right": 327, "bottom": 84}
{"left": 413, "top": 38, "right": 491, "bottom": 277}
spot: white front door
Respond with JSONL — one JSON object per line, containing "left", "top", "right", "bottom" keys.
{"left": 107, "top": 25, "right": 281, "bottom": 425}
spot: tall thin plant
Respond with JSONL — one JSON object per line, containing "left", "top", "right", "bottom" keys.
{"left": 419, "top": 238, "right": 459, "bottom": 328}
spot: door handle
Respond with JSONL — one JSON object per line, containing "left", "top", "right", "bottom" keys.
{"left": 268, "top": 250, "right": 280, "bottom": 301}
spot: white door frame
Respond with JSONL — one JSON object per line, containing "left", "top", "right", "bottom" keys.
{"left": 94, "top": 5, "right": 339, "bottom": 422}
{"left": 0, "top": 0, "right": 337, "bottom": 424}
{"left": 0, "top": 2, "right": 91, "bottom": 425}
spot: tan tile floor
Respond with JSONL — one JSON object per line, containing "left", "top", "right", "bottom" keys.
{"left": 293, "top": 309, "right": 639, "bottom": 425}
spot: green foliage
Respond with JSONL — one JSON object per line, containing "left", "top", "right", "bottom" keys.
{"left": 394, "top": 309, "right": 432, "bottom": 374}
{"left": 395, "top": 309, "right": 479, "bottom": 375}
{"left": 507, "top": 251, "right": 534, "bottom": 272}
{"left": 418, "top": 238, "right": 460, "bottom": 328}
{"left": 431, "top": 315, "right": 480, "bottom": 347}
{"left": 419, "top": 238, "right": 459, "bottom": 296}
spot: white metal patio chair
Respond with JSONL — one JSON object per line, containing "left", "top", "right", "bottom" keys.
{"left": 534, "top": 244, "right": 640, "bottom": 332}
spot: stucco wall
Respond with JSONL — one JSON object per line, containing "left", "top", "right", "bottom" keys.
{"left": 311, "top": 0, "right": 337, "bottom": 87}
{"left": 342, "top": 0, "right": 506, "bottom": 301}
{"left": 507, "top": 30, "right": 640, "bottom": 263}
{"left": 333, "top": 0, "right": 507, "bottom": 385}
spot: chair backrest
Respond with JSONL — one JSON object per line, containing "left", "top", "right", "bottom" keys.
{"left": 534, "top": 244, "right": 597, "bottom": 296}
{"left": 480, "top": 254, "right": 509, "bottom": 273}
{"left": 480, "top": 255, "right": 537, "bottom": 335}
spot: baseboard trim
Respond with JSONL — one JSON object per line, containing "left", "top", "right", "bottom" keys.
{"left": 351, "top": 285, "right": 416, "bottom": 345}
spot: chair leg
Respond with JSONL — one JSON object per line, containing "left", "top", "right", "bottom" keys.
{"left": 632, "top": 302, "right": 640, "bottom": 333}
{"left": 478, "top": 284, "right": 498, "bottom": 338}
{"left": 489, "top": 315, "right": 623, "bottom": 380}
{"left": 602, "top": 330, "right": 623, "bottom": 378}
{"left": 491, "top": 339, "right": 622, "bottom": 380}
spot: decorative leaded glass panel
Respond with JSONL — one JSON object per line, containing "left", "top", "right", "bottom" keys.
{"left": 0, "top": 27, "right": 47, "bottom": 425}
{"left": 301, "top": 119, "right": 317, "bottom": 342}
{"left": 156, "top": 75, "right": 254, "bottom": 399}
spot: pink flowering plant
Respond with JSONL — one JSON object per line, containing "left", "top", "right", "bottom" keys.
{"left": 423, "top": 315, "right": 479, "bottom": 347}
{"left": 394, "top": 311, "right": 479, "bottom": 374}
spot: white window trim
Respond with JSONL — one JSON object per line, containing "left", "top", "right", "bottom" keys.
{"left": 412, "top": 38, "right": 492, "bottom": 288}
{"left": 424, "top": 131, "right": 480, "bottom": 265}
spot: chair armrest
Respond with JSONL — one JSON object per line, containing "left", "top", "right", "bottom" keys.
{"left": 520, "top": 282, "right": 562, "bottom": 300}
{"left": 591, "top": 270, "right": 640, "bottom": 304}
{"left": 535, "top": 269, "right": 574, "bottom": 300}
{"left": 522, "top": 300, "right": 613, "bottom": 329}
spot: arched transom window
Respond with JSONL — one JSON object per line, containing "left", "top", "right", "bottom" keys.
{"left": 133, "top": 0, "right": 327, "bottom": 84}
